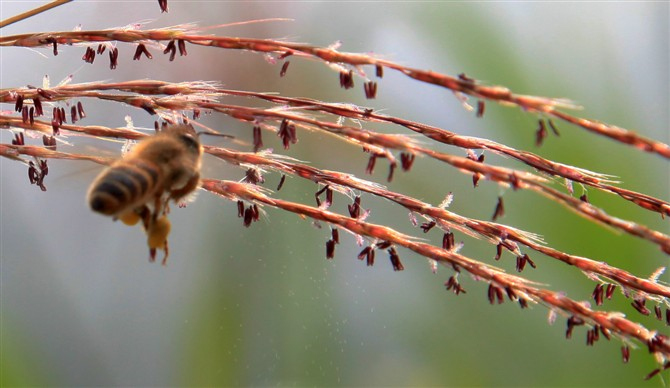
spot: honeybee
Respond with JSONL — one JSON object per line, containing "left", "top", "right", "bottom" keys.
{"left": 87, "top": 124, "right": 203, "bottom": 264}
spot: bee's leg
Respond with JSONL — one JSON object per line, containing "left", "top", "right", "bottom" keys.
{"left": 169, "top": 173, "right": 200, "bottom": 203}
{"left": 147, "top": 216, "right": 171, "bottom": 264}
{"left": 161, "top": 241, "right": 169, "bottom": 266}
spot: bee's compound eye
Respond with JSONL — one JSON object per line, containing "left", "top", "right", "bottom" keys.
{"left": 179, "top": 133, "right": 199, "bottom": 150}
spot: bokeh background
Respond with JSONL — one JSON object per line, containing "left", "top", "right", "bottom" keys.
{"left": 1, "top": 1, "right": 668, "bottom": 386}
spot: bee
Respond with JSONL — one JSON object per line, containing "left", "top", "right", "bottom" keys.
{"left": 87, "top": 123, "right": 203, "bottom": 264}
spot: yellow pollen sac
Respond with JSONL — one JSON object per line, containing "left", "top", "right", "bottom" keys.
{"left": 119, "top": 210, "right": 142, "bottom": 226}
{"left": 147, "top": 216, "right": 171, "bottom": 250}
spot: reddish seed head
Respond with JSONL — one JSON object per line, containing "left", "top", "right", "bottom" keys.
{"left": 280, "top": 61, "right": 290, "bottom": 77}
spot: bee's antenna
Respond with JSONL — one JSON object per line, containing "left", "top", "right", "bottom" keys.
{"left": 196, "top": 131, "right": 234, "bottom": 140}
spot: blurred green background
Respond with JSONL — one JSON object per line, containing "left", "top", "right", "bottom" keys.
{"left": 1, "top": 1, "right": 668, "bottom": 386}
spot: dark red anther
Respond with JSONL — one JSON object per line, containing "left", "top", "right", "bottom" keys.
{"left": 494, "top": 286, "right": 504, "bottom": 304}
{"left": 348, "top": 196, "right": 361, "bottom": 218}
{"left": 15, "top": 94, "right": 24, "bottom": 112}
{"left": 476, "top": 100, "right": 485, "bottom": 118}
{"left": 548, "top": 119, "right": 560, "bottom": 136}
{"left": 491, "top": 196, "right": 504, "bottom": 221}
{"left": 388, "top": 247, "right": 404, "bottom": 271}
{"left": 278, "top": 119, "right": 292, "bottom": 149}
{"left": 420, "top": 221, "right": 436, "bottom": 233}
{"left": 565, "top": 315, "right": 585, "bottom": 339}
{"left": 280, "top": 61, "right": 290, "bottom": 77}
{"left": 605, "top": 283, "right": 616, "bottom": 299}
{"left": 12, "top": 132, "right": 24, "bottom": 146}
{"left": 315, "top": 185, "right": 328, "bottom": 207}
{"left": 158, "top": 0, "right": 169, "bottom": 12}
{"left": 251, "top": 205, "right": 260, "bottom": 221}
{"left": 535, "top": 119, "right": 547, "bottom": 147}
{"left": 42, "top": 135, "right": 56, "bottom": 148}
{"left": 39, "top": 159, "right": 48, "bottom": 176}
{"left": 277, "top": 174, "right": 286, "bottom": 191}
{"left": 331, "top": 228, "right": 339, "bottom": 244}
{"left": 376, "top": 241, "right": 392, "bottom": 250}
{"left": 192, "top": 109, "right": 200, "bottom": 120}
{"left": 252, "top": 125, "right": 263, "bottom": 152}
{"left": 375, "top": 64, "right": 383, "bottom": 78}
{"left": 631, "top": 298, "right": 650, "bottom": 316}
{"left": 487, "top": 284, "right": 495, "bottom": 304}
{"left": 37, "top": 88, "right": 54, "bottom": 100}
{"left": 518, "top": 298, "right": 528, "bottom": 309}
{"left": 326, "top": 239, "right": 336, "bottom": 259}
{"left": 387, "top": 161, "right": 396, "bottom": 182}
{"left": 278, "top": 51, "right": 292, "bottom": 60}
{"left": 109, "top": 47, "right": 119, "bottom": 69}
{"left": 21, "top": 106, "right": 29, "bottom": 123}
{"left": 52, "top": 40, "right": 58, "bottom": 56}
{"left": 365, "top": 155, "right": 377, "bottom": 174}
{"left": 644, "top": 368, "right": 661, "bottom": 381}
{"left": 163, "top": 40, "right": 177, "bottom": 61}
{"left": 71, "top": 106, "right": 78, "bottom": 123}
{"left": 364, "top": 81, "right": 377, "bottom": 99}
{"left": 586, "top": 329, "right": 594, "bottom": 346}
{"left": 400, "top": 152, "right": 415, "bottom": 171}
{"left": 457, "top": 73, "right": 475, "bottom": 84}
{"left": 133, "top": 44, "right": 152, "bottom": 60}
{"left": 29, "top": 107, "right": 34, "bottom": 124}
{"left": 509, "top": 173, "right": 520, "bottom": 190}
{"left": 579, "top": 193, "right": 589, "bottom": 203}
{"left": 325, "top": 186, "right": 333, "bottom": 207}
{"left": 357, "top": 246, "right": 371, "bottom": 261}
{"left": 243, "top": 207, "right": 253, "bottom": 227}
{"left": 621, "top": 345, "right": 630, "bottom": 363}
{"left": 505, "top": 286, "right": 517, "bottom": 301}
{"left": 524, "top": 254, "right": 536, "bottom": 269}
{"left": 472, "top": 173, "right": 481, "bottom": 188}
{"left": 600, "top": 326, "right": 611, "bottom": 340}
{"left": 442, "top": 232, "right": 455, "bottom": 250}
{"left": 666, "top": 308, "right": 670, "bottom": 326}
{"left": 28, "top": 161, "right": 37, "bottom": 184}
{"left": 77, "top": 101, "right": 86, "bottom": 118}
{"left": 177, "top": 39, "right": 187, "bottom": 56}
{"left": 494, "top": 243, "right": 503, "bottom": 261}
{"left": 59, "top": 107, "right": 66, "bottom": 123}
{"left": 243, "top": 168, "right": 264, "bottom": 185}
{"left": 366, "top": 248, "right": 375, "bottom": 266}
{"left": 655, "top": 305, "right": 663, "bottom": 320}
{"left": 237, "top": 200, "right": 244, "bottom": 217}
{"left": 592, "top": 284, "right": 604, "bottom": 306}
{"left": 96, "top": 44, "right": 106, "bottom": 55}
{"left": 82, "top": 47, "right": 95, "bottom": 63}
{"left": 33, "top": 98, "right": 43, "bottom": 116}
{"left": 339, "top": 69, "right": 354, "bottom": 89}
{"left": 516, "top": 255, "right": 526, "bottom": 272}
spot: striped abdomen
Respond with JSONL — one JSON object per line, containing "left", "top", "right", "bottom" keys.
{"left": 88, "top": 159, "right": 162, "bottom": 216}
